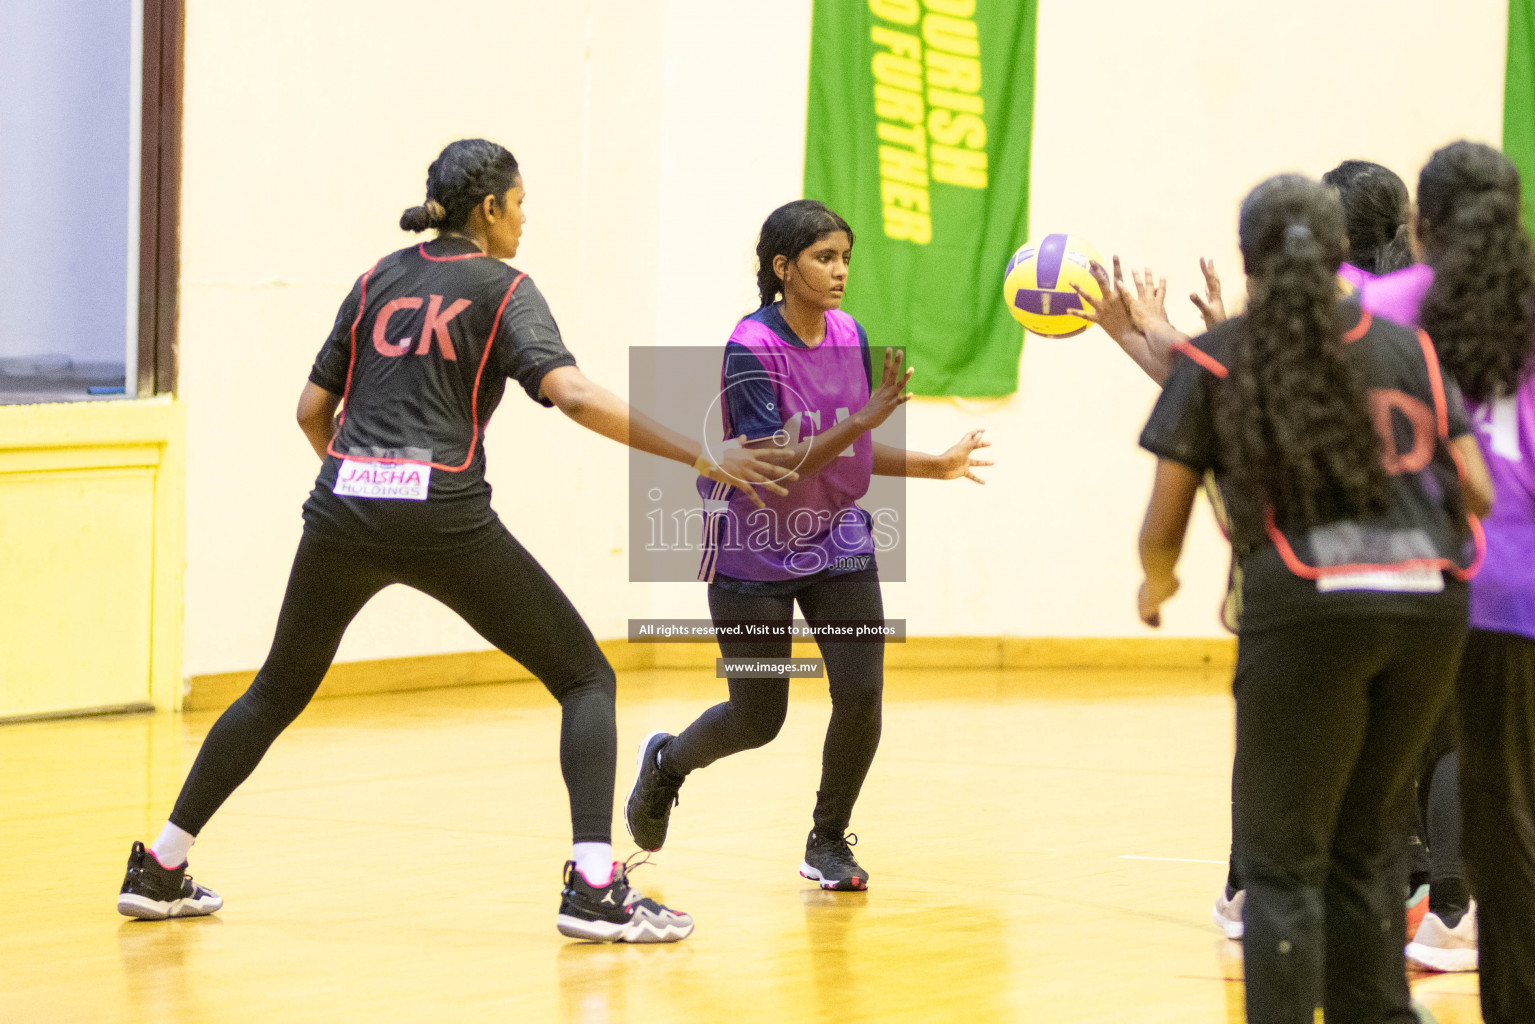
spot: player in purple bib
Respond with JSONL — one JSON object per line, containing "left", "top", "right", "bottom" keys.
{"left": 696, "top": 301, "right": 876, "bottom": 583}
{"left": 624, "top": 200, "right": 991, "bottom": 891}
{"left": 1325, "top": 159, "right": 1416, "bottom": 292}
{"left": 1356, "top": 142, "right": 1535, "bottom": 1012}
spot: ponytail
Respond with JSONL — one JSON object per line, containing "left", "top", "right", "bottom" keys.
{"left": 1418, "top": 141, "right": 1535, "bottom": 404}
{"left": 1379, "top": 221, "right": 1414, "bottom": 276}
{"left": 1322, "top": 159, "right": 1413, "bottom": 275}
{"left": 1218, "top": 175, "right": 1390, "bottom": 532}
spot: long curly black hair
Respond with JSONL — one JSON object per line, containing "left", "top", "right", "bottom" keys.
{"left": 1217, "top": 175, "right": 1390, "bottom": 531}
{"left": 1322, "top": 159, "right": 1413, "bottom": 275}
{"left": 1418, "top": 141, "right": 1535, "bottom": 405}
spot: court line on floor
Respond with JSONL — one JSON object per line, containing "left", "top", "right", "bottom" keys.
{"left": 1120, "top": 855, "right": 1227, "bottom": 864}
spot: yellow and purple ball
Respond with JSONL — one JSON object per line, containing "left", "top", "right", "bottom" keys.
{"left": 1002, "top": 234, "right": 1104, "bottom": 338}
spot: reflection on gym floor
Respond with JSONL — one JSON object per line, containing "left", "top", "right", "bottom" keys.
{"left": 0, "top": 667, "right": 1484, "bottom": 1023}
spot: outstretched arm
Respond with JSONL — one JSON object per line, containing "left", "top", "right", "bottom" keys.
{"left": 1075, "top": 257, "right": 1178, "bottom": 384}
{"left": 539, "top": 365, "right": 798, "bottom": 508}
{"left": 743, "top": 347, "right": 915, "bottom": 487}
{"left": 1076, "top": 257, "right": 1230, "bottom": 387}
{"left": 872, "top": 430, "right": 990, "bottom": 482}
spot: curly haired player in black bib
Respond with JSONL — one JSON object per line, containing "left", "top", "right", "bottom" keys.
{"left": 114, "top": 139, "right": 797, "bottom": 943}
{"left": 1136, "top": 175, "right": 1492, "bottom": 1024}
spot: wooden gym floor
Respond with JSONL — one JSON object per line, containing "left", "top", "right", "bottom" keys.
{"left": 1, "top": 667, "right": 1482, "bottom": 1023}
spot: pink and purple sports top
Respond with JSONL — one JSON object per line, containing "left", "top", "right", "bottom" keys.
{"left": 696, "top": 304, "right": 876, "bottom": 588}
{"left": 1360, "top": 264, "right": 1535, "bottom": 641}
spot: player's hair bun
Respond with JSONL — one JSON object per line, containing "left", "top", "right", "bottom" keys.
{"left": 399, "top": 199, "right": 448, "bottom": 233}
{"left": 400, "top": 140, "right": 520, "bottom": 234}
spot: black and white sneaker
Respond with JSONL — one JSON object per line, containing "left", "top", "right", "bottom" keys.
{"left": 117, "top": 841, "right": 224, "bottom": 920}
{"left": 799, "top": 830, "right": 869, "bottom": 891}
{"left": 624, "top": 730, "right": 684, "bottom": 852}
{"left": 556, "top": 855, "right": 694, "bottom": 943}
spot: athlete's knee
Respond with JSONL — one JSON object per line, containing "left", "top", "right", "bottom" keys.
{"left": 552, "top": 654, "right": 616, "bottom": 705}
{"left": 729, "top": 696, "right": 789, "bottom": 749}
{"left": 829, "top": 669, "right": 884, "bottom": 712}
{"left": 242, "top": 669, "right": 319, "bottom": 727}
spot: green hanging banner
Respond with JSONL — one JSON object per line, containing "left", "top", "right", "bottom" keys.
{"left": 1507, "top": 0, "right": 1535, "bottom": 230}
{"left": 804, "top": 0, "right": 1039, "bottom": 397}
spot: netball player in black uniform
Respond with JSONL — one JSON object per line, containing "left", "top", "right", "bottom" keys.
{"left": 1137, "top": 175, "right": 1492, "bottom": 1024}
{"left": 115, "top": 138, "right": 798, "bottom": 942}
{"left": 1078, "top": 159, "right": 1451, "bottom": 942}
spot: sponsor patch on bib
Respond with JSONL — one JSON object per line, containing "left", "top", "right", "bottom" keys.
{"left": 1316, "top": 567, "right": 1445, "bottom": 594}
{"left": 334, "top": 459, "right": 431, "bottom": 501}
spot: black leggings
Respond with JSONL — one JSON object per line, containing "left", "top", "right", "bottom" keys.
{"left": 1232, "top": 614, "right": 1464, "bottom": 1024}
{"left": 1415, "top": 708, "right": 1466, "bottom": 916}
{"left": 1226, "top": 706, "right": 1465, "bottom": 910}
{"left": 1456, "top": 628, "right": 1535, "bottom": 1024}
{"left": 662, "top": 569, "right": 884, "bottom": 837}
{"left": 169, "top": 524, "right": 617, "bottom": 843}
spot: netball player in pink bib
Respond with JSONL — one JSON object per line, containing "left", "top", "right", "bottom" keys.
{"left": 624, "top": 200, "right": 992, "bottom": 890}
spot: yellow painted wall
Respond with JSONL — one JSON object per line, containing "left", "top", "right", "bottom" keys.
{"left": 0, "top": 399, "right": 185, "bottom": 717}
{"left": 173, "top": 0, "right": 1509, "bottom": 678}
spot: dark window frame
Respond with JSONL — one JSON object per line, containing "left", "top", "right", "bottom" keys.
{"left": 136, "top": 0, "right": 183, "bottom": 397}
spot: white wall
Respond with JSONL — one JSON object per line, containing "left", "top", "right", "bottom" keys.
{"left": 1016, "top": 0, "right": 1507, "bottom": 637}
{"left": 180, "top": 0, "right": 1511, "bottom": 676}
{"left": 180, "top": 0, "right": 661, "bottom": 673}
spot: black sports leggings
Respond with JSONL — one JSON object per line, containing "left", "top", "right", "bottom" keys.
{"left": 1225, "top": 704, "right": 1465, "bottom": 910}
{"left": 1456, "top": 627, "right": 1535, "bottom": 1024}
{"left": 169, "top": 524, "right": 617, "bottom": 843}
{"left": 1232, "top": 613, "right": 1464, "bottom": 1024}
{"left": 662, "top": 569, "right": 884, "bottom": 837}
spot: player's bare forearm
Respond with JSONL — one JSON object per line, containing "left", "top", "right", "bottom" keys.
{"left": 540, "top": 365, "right": 797, "bottom": 505}
{"left": 872, "top": 442, "right": 940, "bottom": 478}
{"left": 1139, "top": 459, "right": 1200, "bottom": 579}
{"left": 296, "top": 382, "right": 341, "bottom": 460}
{"left": 1451, "top": 434, "right": 1494, "bottom": 518}
{"left": 747, "top": 414, "right": 869, "bottom": 485}
{"left": 542, "top": 366, "right": 699, "bottom": 466}
{"left": 1138, "top": 322, "right": 1187, "bottom": 386}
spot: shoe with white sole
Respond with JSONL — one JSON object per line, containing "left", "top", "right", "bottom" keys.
{"left": 1213, "top": 886, "right": 1244, "bottom": 940}
{"left": 556, "top": 855, "right": 693, "bottom": 943}
{"left": 800, "top": 830, "right": 869, "bottom": 891}
{"left": 117, "top": 841, "right": 223, "bottom": 920}
{"left": 1406, "top": 901, "right": 1477, "bottom": 972}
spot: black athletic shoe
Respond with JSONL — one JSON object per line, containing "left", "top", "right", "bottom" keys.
{"left": 625, "top": 730, "right": 684, "bottom": 852}
{"left": 799, "top": 830, "right": 869, "bottom": 891}
{"left": 117, "top": 841, "right": 224, "bottom": 920}
{"left": 556, "top": 855, "right": 694, "bottom": 943}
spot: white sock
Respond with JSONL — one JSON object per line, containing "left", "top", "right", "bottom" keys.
{"left": 149, "top": 823, "right": 195, "bottom": 869}
{"left": 572, "top": 843, "right": 614, "bottom": 887}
